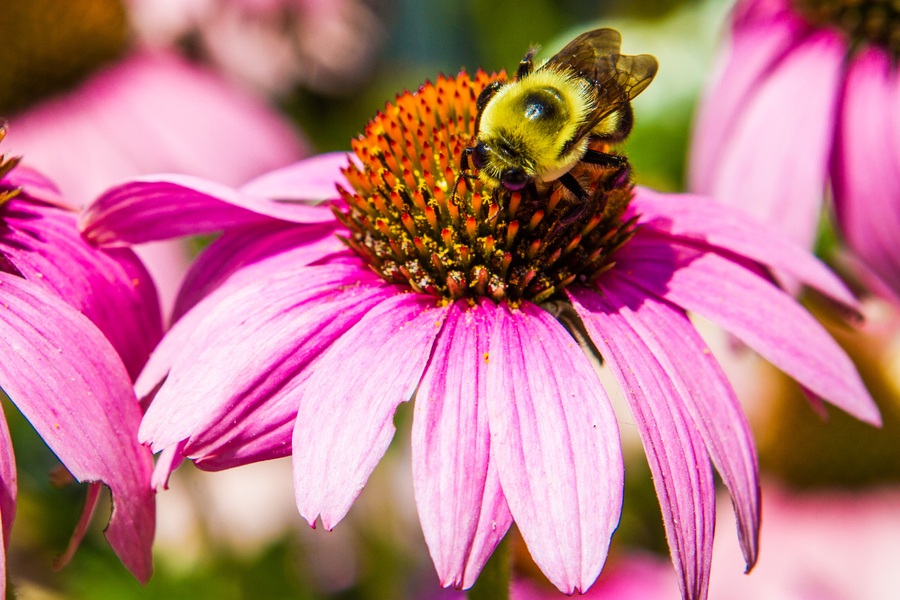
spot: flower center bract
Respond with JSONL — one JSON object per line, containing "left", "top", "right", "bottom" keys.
{"left": 335, "top": 71, "right": 636, "bottom": 304}
{"left": 793, "top": 0, "right": 900, "bottom": 51}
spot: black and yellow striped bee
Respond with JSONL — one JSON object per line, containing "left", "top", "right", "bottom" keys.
{"left": 460, "top": 28, "right": 658, "bottom": 205}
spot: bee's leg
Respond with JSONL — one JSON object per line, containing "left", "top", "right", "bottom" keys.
{"left": 582, "top": 149, "right": 631, "bottom": 187}
{"left": 452, "top": 148, "right": 477, "bottom": 204}
{"left": 474, "top": 82, "right": 504, "bottom": 137}
{"left": 515, "top": 46, "right": 540, "bottom": 80}
{"left": 581, "top": 149, "right": 626, "bottom": 169}
{"left": 556, "top": 172, "right": 592, "bottom": 224}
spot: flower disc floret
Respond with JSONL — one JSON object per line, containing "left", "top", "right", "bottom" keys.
{"left": 793, "top": 0, "right": 900, "bottom": 51}
{"left": 335, "top": 71, "right": 637, "bottom": 304}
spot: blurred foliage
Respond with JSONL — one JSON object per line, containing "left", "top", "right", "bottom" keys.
{"left": 0, "top": 0, "right": 126, "bottom": 115}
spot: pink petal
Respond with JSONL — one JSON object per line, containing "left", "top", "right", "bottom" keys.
{"left": 572, "top": 281, "right": 760, "bottom": 572}
{"left": 80, "top": 174, "right": 337, "bottom": 247}
{"left": 172, "top": 220, "right": 345, "bottom": 321}
{"left": 568, "top": 286, "right": 715, "bottom": 600}
{"left": 1, "top": 200, "right": 163, "bottom": 379}
{"left": 485, "top": 302, "right": 623, "bottom": 595}
{"left": 832, "top": 46, "right": 900, "bottom": 298}
{"left": 693, "top": 30, "right": 845, "bottom": 250}
{"left": 609, "top": 234, "right": 880, "bottom": 425}
{"left": 412, "top": 299, "right": 513, "bottom": 589}
{"left": 690, "top": 0, "right": 810, "bottom": 194}
{"left": 140, "top": 264, "right": 386, "bottom": 452}
{"left": 6, "top": 50, "right": 307, "bottom": 207}
{"left": 630, "top": 188, "right": 859, "bottom": 311}
{"left": 183, "top": 280, "right": 396, "bottom": 470}
{"left": 0, "top": 273, "right": 154, "bottom": 583}
{"left": 292, "top": 292, "right": 451, "bottom": 530}
{"left": 239, "top": 152, "right": 353, "bottom": 201}
{"left": 0, "top": 403, "right": 15, "bottom": 596}
{"left": 2, "top": 165, "right": 73, "bottom": 210}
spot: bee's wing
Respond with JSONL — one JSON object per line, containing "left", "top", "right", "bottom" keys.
{"left": 542, "top": 28, "right": 658, "bottom": 145}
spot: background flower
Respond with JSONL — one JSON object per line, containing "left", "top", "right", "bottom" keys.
{"left": 689, "top": 0, "right": 900, "bottom": 301}
{"left": 0, "top": 142, "right": 161, "bottom": 593}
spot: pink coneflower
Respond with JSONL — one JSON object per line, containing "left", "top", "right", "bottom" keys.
{"left": 83, "top": 71, "right": 879, "bottom": 599}
{"left": 690, "top": 0, "right": 900, "bottom": 300}
{"left": 0, "top": 127, "right": 161, "bottom": 591}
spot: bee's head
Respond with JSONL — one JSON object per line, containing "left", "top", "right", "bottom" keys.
{"left": 470, "top": 139, "right": 530, "bottom": 191}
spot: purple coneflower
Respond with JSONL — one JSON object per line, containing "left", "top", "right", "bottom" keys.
{"left": 83, "top": 71, "right": 878, "bottom": 599}
{"left": 0, "top": 126, "right": 161, "bottom": 591}
{"left": 690, "top": 0, "right": 900, "bottom": 300}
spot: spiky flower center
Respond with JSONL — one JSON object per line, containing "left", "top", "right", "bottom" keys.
{"left": 793, "top": 0, "right": 900, "bottom": 51}
{"left": 334, "top": 71, "right": 636, "bottom": 304}
{"left": 0, "top": 124, "right": 21, "bottom": 206}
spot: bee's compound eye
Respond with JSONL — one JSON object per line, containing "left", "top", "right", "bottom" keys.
{"left": 472, "top": 141, "right": 488, "bottom": 170}
{"left": 502, "top": 167, "right": 528, "bottom": 191}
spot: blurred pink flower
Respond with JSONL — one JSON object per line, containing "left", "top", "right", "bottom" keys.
{"left": 0, "top": 140, "right": 162, "bottom": 591}
{"left": 4, "top": 49, "right": 309, "bottom": 314}
{"left": 690, "top": 0, "right": 900, "bottom": 301}
{"left": 709, "top": 482, "right": 900, "bottom": 600}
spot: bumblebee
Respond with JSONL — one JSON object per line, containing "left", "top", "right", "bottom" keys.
{"left": 459, "top": 28, "right": 658, "bottom": 205}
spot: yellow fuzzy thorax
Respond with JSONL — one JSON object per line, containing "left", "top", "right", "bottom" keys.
{"left": 475, "top": 66, "right": 595, "bottom": 184}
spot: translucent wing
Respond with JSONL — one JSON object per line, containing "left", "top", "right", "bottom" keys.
{"left": 541, "top": 28, "right": 658, "bottom": 147}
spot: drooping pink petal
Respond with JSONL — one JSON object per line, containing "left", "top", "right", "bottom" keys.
{"left": 53, "top": 482, "right": 102, "bottom": 571}
{"left": 150, "top": 442, "right": 185, "bottom": 493}
{"left": 171, "top": 220, "right": 345, "bottom": 321}
{"left": 80, "top": 174, "right": 337, "bottom": 247}
{"left": 239, "top": 152, "right": 353, "bottom": 201}
{"left": 689, "top": 0, "right": 810, "bottom": 195}
{"left": 694, "top": 30, "right": 845, "bottom": 250}
{"left": 412, "top": 299, "right": 513, "bottom": 590}
{"left": 630, "top": 188, "right": 858, "bottom": 311}
{"left": 1, "top": 200, "right": 163, "bottom": 379}
{"left": 6, "top": 50, "right": 308, "bottom": 207}
{"left": 609, "top": 234, "right": 880, "bottom": 425}
{"left": 140, "top": 264, "right": 386, "bottom": 452}
{"left": 485, "top": 301, "right": 623, "bottom": 595}
{"left": 0, "top": 273, "right": 154, "bottom": 583}
{"left": 1, "top": 165, "right": 73, "bottom": 210}
{"left": 568, "top": 286, "right": 715, "bottom": 600}
{"left": 0, "top": 403, "right": 15, "bottom": 595}
{"left": 572, "top": 281, "right": 760, "bottom": 572}
{"left": 292, "top": 292, "right": 451, "bottom": 530}
{"left": 832, "top": 46, "right": 900, "bottom": 299}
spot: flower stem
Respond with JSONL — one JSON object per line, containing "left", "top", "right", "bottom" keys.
{"left": 467, "top": 535, "right": 510, "bottom": 600}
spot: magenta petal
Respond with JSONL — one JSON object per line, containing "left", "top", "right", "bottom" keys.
{"left": 485, "top": 302, "right": 623, "bottom": 595}
{"left": 412, "top": 299, "right": 513, "bottom": 589}
{"left": 292, "top": 293, "right": 450, "bottom": 530}
{"left": 572, "top": 282, "right": 760, "bottom": 572}
{"left": 181, "top": 281, "right": 396, "bottom": 470}
{"left": 140, "top": 264, "right": 386, "bottom": 452}
{"left": 0, "top": 273, "right": 154, "bottom": 583}
{"left": 833, "top": 46, "right": 900, "bottom": 298}
{"left": 80, "top": 175, "right": 337, "bottom": 246}
{"left": 1, "top": 200, "right": 163, "bottom": 379}
{"left": 695, "top": 30, "right": 845, "bottom": 249}
{"left": 172, "top": 220, "right": 345, "bottom": 321}
{"left": 630, "top": 188, "right": 858, "bottom": 310}
{"left": 240, "top": 152, "right": 352, "bottom": 201}
{"left": 0, "top": 403, "right": 16, "bottom": 595}
{"left": 1, "top": 165, "right": 73, "bottom": 210}
{"left": 568, "top": 286, "right": 715, "bottom": 600}
{"left": 690, "top": 2, "right": 809, "bottom": 194}
{"left": 610, "top": 235, "right": 880, "bottom": 425}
